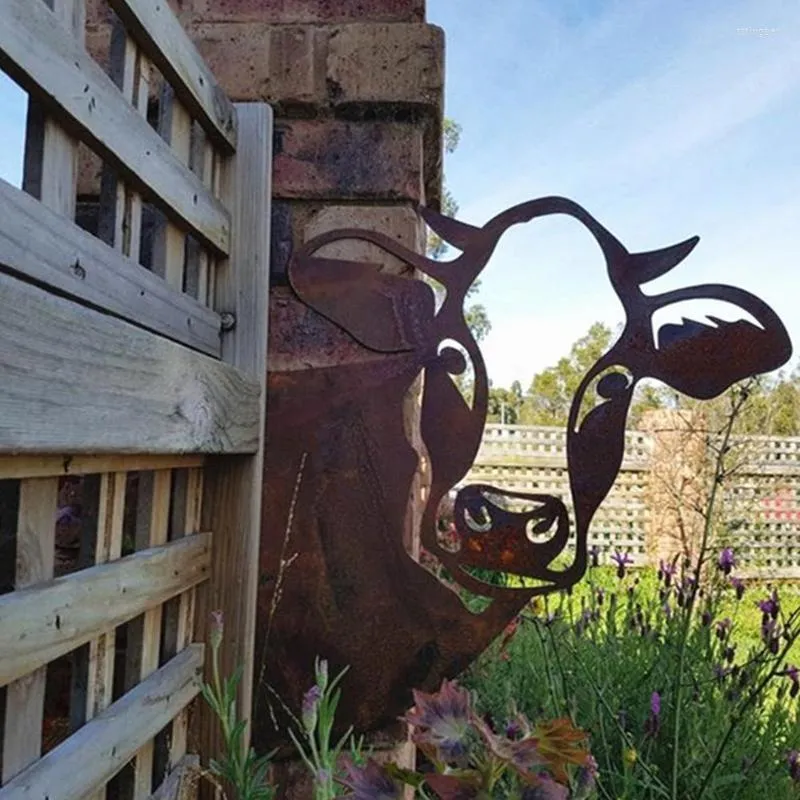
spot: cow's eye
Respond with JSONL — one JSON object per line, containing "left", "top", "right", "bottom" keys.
{"left": 438, "top": 344, "right": 468, "bottom": 375}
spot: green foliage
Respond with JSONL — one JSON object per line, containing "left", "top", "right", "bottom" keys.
{"left": 201, "top": 613, "right": 277, "bottom": 800}
{"left": 289, "top": 659, "right": 355, "bottom": 800}
{"left": 465, "top": 391, "right": 800, "bottom": 799}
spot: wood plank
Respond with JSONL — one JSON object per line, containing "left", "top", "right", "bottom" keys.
{"left": 1, "top": 479, "right": 58, "bottom": 783}
{"left": 168, "top": 469, "right": 203, "bottom": 768}
{"left": 198, "top": 104, "right": 272, "bottom": 762}
{"left": 0, "top": 272, "right": 260, "bottom": 454}
{"left": 0, "top": 178, "right": 222, "bottom": 357}
{"left": 0, "top": 645, "right": 204, "bottom": 800}
{"left": 84, "top": 473, "right": 126, "bottom": 800}
{"left": 0, "top": 534, "right": 211, "bottom": 688}
{"left": 0, "top": 0, "right": 232, "bottom": 256}
{"left": 0, "top": 455, "right": 204, "bottom": 481}
{"left": 148, "top": 755, "right": 200, "bottom": 800}
{"left": 126, "top": 470, "right": 171, "bottom": 799}
{"left": 108, "top": 0, "right": 236, "bottom": 152}
{"left": 152, "top": 85, "right": 191, "bottom": 291}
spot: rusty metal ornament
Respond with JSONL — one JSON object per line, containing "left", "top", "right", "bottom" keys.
{"left": 255, "top": 196, "right": 792, "bottom": 749}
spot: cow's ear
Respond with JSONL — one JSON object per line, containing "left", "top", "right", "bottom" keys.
{"left": 645, "top": 285, "right": 792, "bottom": 399}
{"left": 290, "top": 254, "right": 436, "bottom": 353}
{"left": 418, "top": 205, "right": 481, "bottom": 252}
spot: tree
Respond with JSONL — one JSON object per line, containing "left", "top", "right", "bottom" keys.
{"left": 522, "top": 322, "right": 614, "bottom": 426}
{"left": 426, "top": 119, "right": 491, "bottom": 345}
{"left": 487, "top": 380, "right": 524, "bottom": 424}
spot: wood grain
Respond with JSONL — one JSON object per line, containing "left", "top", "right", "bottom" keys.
{"left": 1, "top": 479, "right": 58, "bottom": 783}
{"left": 198, "top": 104, "right": 272, "bottom": 761}
{"left": 0, "top": 178, "right": 221, "bottom": 356}
{"left": 0, "top": 533, "right": 211, "bottom": 688}
{"left": 108, "top": 0, "right": 237, "bottom": 152}
{"left": 0, "top": 0, "right": 231, "bottom": 255}
{"left": 0, "top": 272, "right": 260, "bottom": 454}
{"left": 0, "top": 646, "right": 204, "bottom": 800}
{"left": 0, "top": 455, "right": 204, "bottom": 481}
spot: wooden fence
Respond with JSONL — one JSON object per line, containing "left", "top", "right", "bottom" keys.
{"left": 464, "top": 423, "right": 800, "bottom": 578}
{"left": 0, "top": 1, "right": 271, "bottom": 797}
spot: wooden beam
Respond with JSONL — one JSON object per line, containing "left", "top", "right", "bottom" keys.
{"left": 1, "top": 479, "right": 59, "bottom": 783}
{"left": 0, "top": 455, "right": 204, "bottom": 481}
{"left": 197, "top": 104, "right": 272, "bottom": 761}
{"left": 0, "top": 178, "right": 221, "bottom": 357}
{"left": 0, "top": 534, "right": 211, "bottom": 688}
{"left": 0, "top": 645, "right": 204, "bottom": 800}
{"left": 108, "top": 0, "right": 237, "bottom": 152}
{"left": 0, "top": 272, "right": 260, "bottom": 454}
{"left": 0, "top": 0, "right": 231, "bottom": 256}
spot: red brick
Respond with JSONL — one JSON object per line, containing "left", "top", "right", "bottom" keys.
{"left": 272, "top": 120, "right": 423, "bottom": 201}
{"left": 189, "top": 22, "right": 326, "bottom": 105}
{"left": 190, "top": 0, "right": 425, "bottom": 25}
{"left": 326, "top": 23, "right": 443, "bottom": 110}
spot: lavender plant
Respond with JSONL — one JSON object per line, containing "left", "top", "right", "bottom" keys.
{"left": 464, "top": 384, "right": 800, "bottom": 799}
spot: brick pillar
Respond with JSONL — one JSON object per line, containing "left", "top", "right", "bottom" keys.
{"left": 640, "top": 409, "right": 709, "bottom": 566}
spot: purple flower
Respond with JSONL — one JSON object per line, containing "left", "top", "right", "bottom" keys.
{"left": 715, "top": 618, "right": 733, "bottom": 641}
{"left": 701, "top": 609, "right": 713, "bottom": 627}
{"left": 209, "top": 610, "right": 224, "bottom": 650}
{"left": 340, "top": 757, "right": 403, "bottom": 799}
{"left": 659, "top": 558, "right": 677, "bottom": 587}
{"left": 713, "top": 664, "right": 729, "bottom": 683}
{"left": 759, "top": 589, "right": 780, "bottom": 620}
{"left": 611, "top": 551, "right": 634, "bottom": 579}
{"left": 783, "top": 665, "right": 800, "bottom": 698}
{"left": 650, "top": 691, "right": 661, "bottom": 716}
{"left": 644, "top": 691, "right": 661, "bottom": 739}
{"left": 589, "top": 544, "right": 600, "bottom": 568}
{"left": 573, "top": 755, "right": 599, "bottom": 800}
{"left": 730, "top": 576, "right": 746, "bottom": 600}
{"left": 404, "top": 679, "right": 472, "bottom": 762}
{"left": 717, "top": 547, "right": 736, "bottom": 575}
{"left": 724, "top": 644, "right": 736, "bottom": 663}
{"left": 302, "top": 684, "right": 322, "bottom": 732}
{"left": 788, "top": 750, "right": 800, "bottom": 783}
{"left": 596, "top": 588, "right": 605, "bottom": 606}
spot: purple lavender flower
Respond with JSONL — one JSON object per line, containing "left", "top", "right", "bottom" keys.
{"left": 611, "top": 551, "right": 634, "bottom": 579}
{"left": 730, "top": 576, "right": 746, "bottom": 600}
{"left": 715, "top": 618, "right": 733, "bottom": 641}
{"left": 788, "top": 750, "right": 800, "bottom": 783}
{"left": 701, "top": 609, "right": 712, "bottom": 627}
{"left": 302, "top": 684, "right": 322, "bottom": 733}
{"left": 573, "top": 754, "right": 598, "bottom": 800}
{"left": 589, "top": 544, "right": 600, "bottom": 568}
{"left": 783, "top": 665, "right": 800, "bottom": 698}
{"left": 724, "top": 644, "right": 736, "bottom": 663}
{"left": 659, "top": 558, "right": 677, "bottom": 587}
{"left": 644, "top": 691, "right": 661, "bottom": 738}
{"left": 759, "top": 589, "right": 780, "bottom": 620}
{"left": 717, "top": 547, "right": 736, "bottom": 575}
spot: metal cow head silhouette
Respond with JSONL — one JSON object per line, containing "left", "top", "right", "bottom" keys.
{"left": 255, "top": 196, "right": 791, "bottom": 748}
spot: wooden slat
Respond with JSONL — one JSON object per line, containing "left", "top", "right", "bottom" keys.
{"left": 0, "top": 645, "right": 204, "bottom": 800}
{"left": 152, "top": 85, "right": 192, "bottom": 291}
{"left": 148, "top": 755, "right": 199, "bottom": 800}
{"left": 0, "top": 178, "right": 221, "bottom": 356}
{"left": 0, "top": 271, "right": 260, "bottom": 454}
{"left": 1, "top": 479, "right": 58, "bottom": 783}
{"left": 126, "top": 470, "right": 171, "bottom": 799}
{"left": 109, "top": 0, "right": 236, "bottom": 152}
{"left": 0, "top": 533, "right": 211, "bottom": 688}
{"left": 167, "top": 469, "right": 202, "bottom": 768}
{"left": 84, "top": 473, "right": 126, "bottom": 800}
{"left": 0, "top": 455, "right": 204, "bottom": 481}
{"left": 0, "top": 0, "right": 232, "bottom": 256}
{"left": 198, "top": 104, "right": 272, "bottom": 761}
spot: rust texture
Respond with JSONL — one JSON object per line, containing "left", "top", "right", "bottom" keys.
{"left": 255, "top": 196, "right": 792, "bottom": 748}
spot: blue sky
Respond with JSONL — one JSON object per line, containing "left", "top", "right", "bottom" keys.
{"left": 1, "top": 1, "right": 799, "bottom": 389}
{"left": 428, "top": 0, "right": 800, "bottom": 387}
